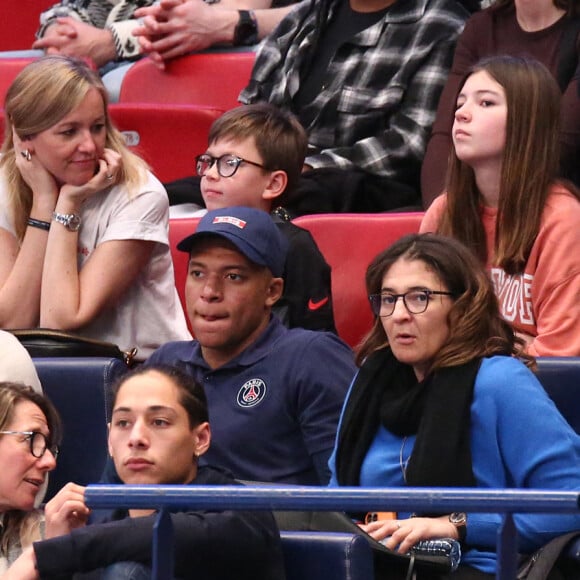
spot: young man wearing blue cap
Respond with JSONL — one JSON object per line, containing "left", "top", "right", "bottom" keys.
{"left": 147, "top": 206, "right": 356, "bottom": 485}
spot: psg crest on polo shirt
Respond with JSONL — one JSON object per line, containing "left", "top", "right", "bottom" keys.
{"left": 237, "top": 378, "right": 267, "bottom": 408}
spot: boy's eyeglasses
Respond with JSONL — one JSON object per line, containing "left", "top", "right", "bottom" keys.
{"left": 0, "top": 430, "right": 59, "bottom": 459}
{"left": 195, "top": 153, "right": 266, "bottom": 178}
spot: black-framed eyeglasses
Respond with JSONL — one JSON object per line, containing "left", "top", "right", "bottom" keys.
{"left": 195, "top": 153, "right": 266, "bottom": 178}
{"left": 0, "top": 430, "right": 59, "bottom": 459}
{"left": 368, "top": 290, "right": 455, "bottom": 317}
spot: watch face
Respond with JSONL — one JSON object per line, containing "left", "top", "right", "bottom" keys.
{"left": 67, "top": 215, "right": 82, "bottom": 231}
{"left": 449, "top": 512, "right": 467, "bottom": 525}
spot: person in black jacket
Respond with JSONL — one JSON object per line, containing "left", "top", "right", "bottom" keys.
{"left": 169, "top": 103, "right": 336, "bottom": 333}
{"left": 3, "top": 365, "right": 285, "bottom": 580}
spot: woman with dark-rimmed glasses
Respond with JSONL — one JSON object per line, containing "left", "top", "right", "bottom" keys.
{"left": 328, "top": 233, "right": 580, "bottom": 579}
{"left": 0, "top": 382, "right": 61, "bottom": 573}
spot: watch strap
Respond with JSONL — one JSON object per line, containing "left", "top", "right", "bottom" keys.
{"left": 233, "top": 10, "right": 258, "bottom": 47}
{"left": 449, "top": 512, "right": 467, "bottom": 543}
{"left": 53, "top": 212, "right": 81, "bottom": 231}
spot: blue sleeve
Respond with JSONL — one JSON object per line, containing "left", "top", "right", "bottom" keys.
{"left": 467, "top": 357, "right": 580, "bottom": 552}
{"left": 327, "top": 373, "right": 359, "bottom": 488}
{"left": 292, "top": 333, "right": 356, "bottom": 458}
{"left": 312, "top": 449, "right": 332, "bottom": 485}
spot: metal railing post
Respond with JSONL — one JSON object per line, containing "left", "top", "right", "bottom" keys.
{"left": 83, "top": 485, "right": 580, "bottom": 579}
{"left": 497, "top": 513, "right": 518, "bottom": 580}
{"left": 153, "top": 508, "right": 174, "bottom": 580}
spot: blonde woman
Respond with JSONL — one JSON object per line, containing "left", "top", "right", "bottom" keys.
{"left": 0, "top": 56, "right": 191, "bottom": 360}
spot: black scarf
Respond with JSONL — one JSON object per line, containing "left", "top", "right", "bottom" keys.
{"left": 335, "top": 348, "right": 480, "bottom": 489}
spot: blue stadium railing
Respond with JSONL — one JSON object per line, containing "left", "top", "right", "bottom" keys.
{"left": 85, "top": 485, "right": 580, "bottom": 580}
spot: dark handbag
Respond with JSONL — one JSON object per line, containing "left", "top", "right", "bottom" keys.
{"left": 517, "top": 531, "right": 580, "bottom": 580}
{"left": 273, "top": 510, "right": 460, "bottom": 577}
{"left": 9, "top": 328, "right": 137, "bottom": 366}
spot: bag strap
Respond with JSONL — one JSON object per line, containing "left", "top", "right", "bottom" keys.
{"left": 518, "top": 531, "right": 580, "bottom": 580}
{"left": 556, "top": 17, "right": 580, "bottom": 93}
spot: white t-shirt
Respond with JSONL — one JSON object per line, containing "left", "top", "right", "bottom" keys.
{"left": 0, "top": 171, "right": 192, "bottom": 360}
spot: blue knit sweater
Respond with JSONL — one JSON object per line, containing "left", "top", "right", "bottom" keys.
{"left": 328, "top": 356, "right": 580, "bottom": 574}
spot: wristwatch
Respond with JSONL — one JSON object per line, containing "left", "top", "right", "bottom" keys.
{"left": 52, "top": 212, "right": 82, "bottom": 232}
{"left": 449, "top": 512, "right": 467, "bottom": 543}
{"left": 233, "top": 10, "right": 258, "bottom": 46}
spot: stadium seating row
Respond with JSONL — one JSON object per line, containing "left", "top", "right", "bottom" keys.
{"left": 0, "top": 51, "right": 255, "bottom": 110}
{"left": 169, "top": 212, "right": 425, "bottom": 347}
{"left": 0, "top": 51, "right": 254, "bottom": 183}
{"left": 0, "top": 50, "right": 254, "bottom": 102}
{"left": 0, "top": 102, "right": 221, "bottom": 184}
{"left": 36, "top": 354, "right": 580, "bottom": 578}
{"left": 118, "top": 51, "right": 255, "bottom": 110}
{"left": 35, "top": 355, "right": 373, "bottom": 580}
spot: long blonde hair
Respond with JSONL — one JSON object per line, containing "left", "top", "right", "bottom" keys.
{"left": 1, "top": 55, "right": 149, "bottom": 241}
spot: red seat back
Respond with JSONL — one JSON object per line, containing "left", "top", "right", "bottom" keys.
{"left": 118, "top": 52, "right": 256, "bottom": 111}
{"left": 0, "top": 0, "right": 53, "bottom": 51}
{"left": 169, "top": 218, "right": 201, "bottom": 334}
{"left": 0, "top": 58, "right": 38, "bottom": 106}
{"left": 109, "top": 103, "right": 222, "bottom": 183}
{"left": 293, "top": 213, "right": 424, "bottom": 349}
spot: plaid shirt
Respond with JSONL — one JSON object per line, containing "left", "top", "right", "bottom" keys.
{"left": 240, "top": 0, "right": 468, "bottom": 180}
{"left": 37, "top": 0, "right": 154, "bottom": 60}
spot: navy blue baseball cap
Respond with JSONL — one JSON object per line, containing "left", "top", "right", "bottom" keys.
{"left": 177, "top": 207, "right": 288, "bottom": 277}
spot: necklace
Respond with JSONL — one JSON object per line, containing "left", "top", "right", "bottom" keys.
{"left": 399, "top": 436, "right": 411, "bottom": 483}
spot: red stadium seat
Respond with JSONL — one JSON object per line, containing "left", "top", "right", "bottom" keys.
{"left": 168, "top": 213, "right": 424, "bottom": 345}
{"left": 118, "top": 52, "right": 256, "bottom": 111}
{"left": 0, "top": 58, "right": 38, "bottom": 106}
{"left": 169, "top": 217, "right": 201, "bottom": 334}
{"left": 0, "top": 0, "right": 53, "bottom": 51}
{"left": 294, "top": 213, "right": 424, "bottom": 349}
{"left": 109, "top": 103, "right": 222, "bottom": 183}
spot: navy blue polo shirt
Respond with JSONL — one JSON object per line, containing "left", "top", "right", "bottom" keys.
{"left": 147, "top": 316, "right": 356, "bottom": 484}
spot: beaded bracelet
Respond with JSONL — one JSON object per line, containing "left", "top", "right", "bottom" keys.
{"left": 27, "top": 217, "right": 51, "bottom": 231}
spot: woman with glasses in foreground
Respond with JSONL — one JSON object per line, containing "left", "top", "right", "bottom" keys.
{"left": 328, "top": 233, "right": 580, "bottom": 579}
{"left": 0, "top": 383, "right": 61, "bottom": 572}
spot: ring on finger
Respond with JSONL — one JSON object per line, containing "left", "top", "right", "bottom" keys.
{"left": 21, "top": 149, "right": 32, "bottom": 162}
{"left": 396, "top": 521, "right": 401, "bottom": 529}
{"left": 106, "top": 174, "right": 114, "bottom": 181}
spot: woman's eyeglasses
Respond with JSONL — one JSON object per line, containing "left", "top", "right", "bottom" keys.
{"left": 368, "top": 290, "right": 455, "bottom": 317}
{"left": 195, "top": 153, "right": 266, "bottom": 178}
{"left": 0, "top": 430, "right": 59, "bottom": 459}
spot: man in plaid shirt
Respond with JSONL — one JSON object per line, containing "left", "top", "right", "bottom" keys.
{"left": 239, "top": 0, "right": 471, "bottom": 214}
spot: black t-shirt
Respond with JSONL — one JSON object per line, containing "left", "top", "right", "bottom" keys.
{"left": 294, "top": 0, "right": 390, "bottom": 123}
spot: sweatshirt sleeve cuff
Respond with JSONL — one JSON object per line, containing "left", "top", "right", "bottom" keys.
{"left": 107, "top": 21, "right": 142, "bottom": 60}
{"left": 34, "top": 535, "right": 77, "bottom": 578}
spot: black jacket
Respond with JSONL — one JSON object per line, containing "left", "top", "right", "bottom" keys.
{"left": 272, "top": 216, "right": 336, "bottom": 333}
{"left": 34, "top": 466, "right": 286, "bottom": 580}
